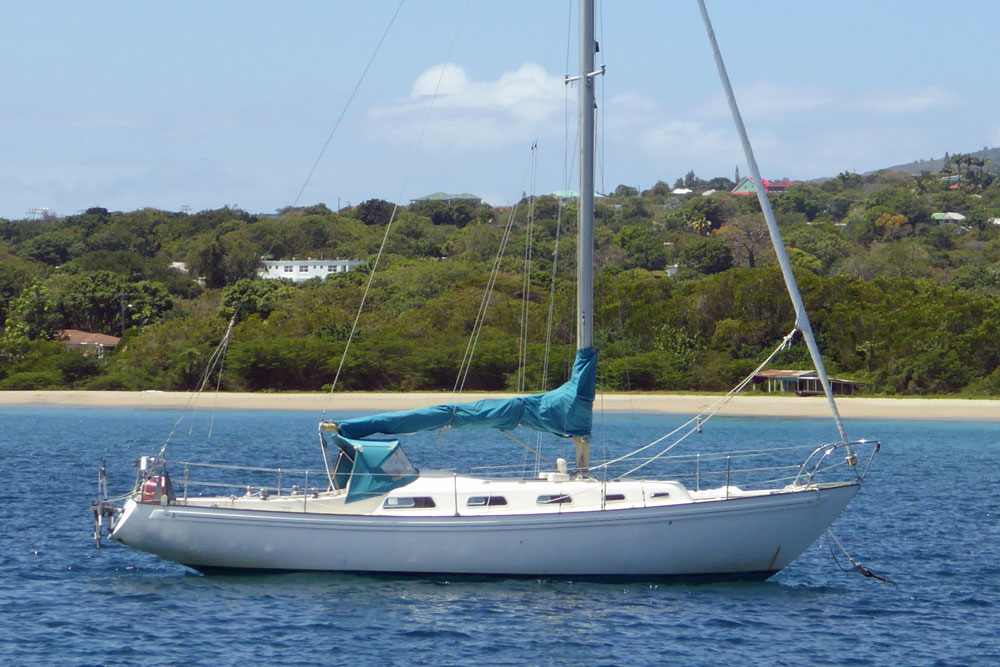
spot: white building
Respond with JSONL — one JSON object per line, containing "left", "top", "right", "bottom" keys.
{"left": 258, "top": 258, "right": 365, "bottom": 283}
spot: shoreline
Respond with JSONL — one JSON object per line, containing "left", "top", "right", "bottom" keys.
{"left": 1, "top": 390, "right": 998, "bottom": 420}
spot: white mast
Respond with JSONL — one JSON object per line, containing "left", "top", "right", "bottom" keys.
{"left": 696, "top": 0, "right": 848, "bottom": 445}
{"left": 577, "top": 0, "right": 595, "bottom": 352}
{"left": 573, "top": 0, "right": 597, "bottom": 474}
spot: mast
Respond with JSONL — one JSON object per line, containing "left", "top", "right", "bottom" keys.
{"left": 574, "top": 0, "right": 597, "bottom": 474}
{"left": 577, "top": 0, "right": 595, "bottom": 351}
{"left": 696, "top": 0, "right": 849, "bottom": 445}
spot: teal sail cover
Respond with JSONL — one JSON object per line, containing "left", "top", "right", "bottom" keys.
{"left": 332, "top": 435, "right": 419, "bottom": 503}
{"left": 336, "top": 347, "right": 597, "bottom": 440}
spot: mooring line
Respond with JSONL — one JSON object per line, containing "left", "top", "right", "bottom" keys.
{"left": 826, "top": 530, "right": 897, "bottom": 584}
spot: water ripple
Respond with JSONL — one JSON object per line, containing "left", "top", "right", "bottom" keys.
{"left": 1, "top": 409, "right": 999, "bottom": 664}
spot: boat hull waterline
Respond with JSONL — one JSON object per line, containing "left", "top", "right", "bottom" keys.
{"left": 111, "top": 482, "right": 858, "bottom": 580}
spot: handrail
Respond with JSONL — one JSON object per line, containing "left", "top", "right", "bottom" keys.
{"left": 792, "top": 440, "right": 880, "bottom": 487}
{"left": 151, "top": 439, "right": 879, "bottom": 503}
{"left": 172, "top": 460, "right": 314, "bottom": 475}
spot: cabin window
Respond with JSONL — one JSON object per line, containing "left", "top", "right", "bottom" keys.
{"left": 537, "top": 494, "right": 572, "bottom": 505}
{"left": 467, "top": 496, "right": 508, "bottom": 507}
{"left": 384, "top": 496, "right": 436, "bottom": 509}
{"left": 650, "top": 491, "right": 671, "bottom": 499}
{"left": 603, "top": 493, "right": 626, "bottom": 502}
{"left": 380, "top": 447, "right": 418, "bottom": 481}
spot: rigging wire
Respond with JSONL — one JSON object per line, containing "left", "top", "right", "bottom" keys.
{"left": 289, "top": 1, "right": 406, "bottom": 210}
{"left": 159, "top": 317, "right": 236, "bottom": 456}
{"left": 207, "top": 328, "right": 231, "bottom": 439}
{"left": 322, "top": 0, "right": 472, "bottom": 421}
{"left": 529, "top": 0, "right": 578, "bottom": 475}
{"left": 162, "top": 4, "right": 405, "bottom": 452}
{"left": 596, "top": 0, "right": 607, "bottom": 196}
{"left": 594, "top": 328, "right": 798, "bottom": 477}
{"left": 696, "top": 0, "right": 848, "bottom": 445}
{"left": 453, "top": 181, "right": 525, "bottom": 394}
{"left": 517, "top": 144, "right": 539, "bottom": 394}
{"left": 454, "top": 1, "right": 571, "bottom": 402}
{"left": 612, "top": 277, "right": 636, "bottom": 407}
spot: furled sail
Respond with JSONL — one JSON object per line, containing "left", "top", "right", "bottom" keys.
{"left": 335, "top": 347, "right": 596, "bottom": 439}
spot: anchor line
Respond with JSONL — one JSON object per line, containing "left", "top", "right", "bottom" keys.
{"left": 826, "top": 530, "right": 897, "bottom": 584}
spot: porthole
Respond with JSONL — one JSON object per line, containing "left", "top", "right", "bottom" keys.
{"left": 384, "top": 496, "right": 436, "bottom": 509}
{"left": 467, "top": 496, "right": 508, "bottom": 507}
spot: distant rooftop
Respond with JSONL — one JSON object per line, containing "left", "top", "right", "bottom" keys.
{"left": 731, "top": 177, "right": 801, "bottom": 196}
{"left": 58, "top": 329, "right": 120, "bottom": 347}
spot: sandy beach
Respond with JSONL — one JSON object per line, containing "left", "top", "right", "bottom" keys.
{"left": 0, "top": 390, "right": 997, "bottom": 420}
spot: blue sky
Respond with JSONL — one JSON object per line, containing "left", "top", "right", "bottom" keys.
{"left": 2, "top": 1, "right": 998, "bottom": 219}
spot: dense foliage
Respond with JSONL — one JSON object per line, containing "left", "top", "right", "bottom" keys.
{"left": 3, "top": 158, "right": 1000, "bottom": 396}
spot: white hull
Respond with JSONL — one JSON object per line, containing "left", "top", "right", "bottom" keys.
{"left": 110, "top": 482, "right": 858, "bottom": 580}
{"left": 96, "top": 3, "right": 878, "bottom": 583}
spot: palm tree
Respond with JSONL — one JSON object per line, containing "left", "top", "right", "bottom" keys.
{"left": 688, "top": 212, "right": 711, "bottom": 236}
{"left": 974, "top": 156, "right": 989, "bottom": 186}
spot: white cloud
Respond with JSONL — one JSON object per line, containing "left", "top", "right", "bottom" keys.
{"left": 372, "top": 62, "right": 566, "bottom": 149}
{"left": 412, "top": 62, "right": 470, "bottom": 98}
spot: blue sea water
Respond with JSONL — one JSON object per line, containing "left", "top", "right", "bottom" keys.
{"left": 1, "top": 405, "right": 998, "bottom": 666}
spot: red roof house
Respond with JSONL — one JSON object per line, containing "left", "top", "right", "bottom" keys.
{"left": 730, "top": 177, "right": 801, "bottom": 196}
{"left": 57, "top": 329, "right": 120, "bottom": 358}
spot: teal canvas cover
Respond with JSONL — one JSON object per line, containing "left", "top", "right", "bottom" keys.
{"left": 333, "top": 435, "right": 419, "bottom": 503}
{"left": 335, "top": 347, "right": 596, "bottom": 440}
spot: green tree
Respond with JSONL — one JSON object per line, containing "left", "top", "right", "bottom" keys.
{"left": 219, "top": 278, "right": 295, "bottom": 322}
{"left": 678, "top": 238, "right": 732, "bottom": 275}
{"left": 20, "top": 228, "right": 85, "bottom": 266}
{"left": 52, "top": 271, "right": 173, "bottom": 335}
{"left": 189, "top": 234, "right": 261, "bottom": 288}
{"left": 774, "top": 184, "right": 825, "bottom": 221}
{"left": 354, "top": 199, "right": 396, "bottom": 226}
{"left": 782, "top": 223, "right": 855, "bottom": 274}
{"left": 0, "top": 246, "right": 47, "bottom": 327}
{"left": 718, "top": 215, "right": 771, "bottom": 268}
{"left": 616, "top": 226, "right": 667, "bottom": 271}
{"left": 2, "top": 282, "right": 59, "bottom": 341}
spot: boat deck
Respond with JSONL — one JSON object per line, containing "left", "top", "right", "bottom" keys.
{"left": 157, "top": 473, "right": 795, "bottom": 517}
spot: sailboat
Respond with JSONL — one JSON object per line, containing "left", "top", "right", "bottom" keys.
{"left": 94, "top": 0, "right": 878, "bottom": 580}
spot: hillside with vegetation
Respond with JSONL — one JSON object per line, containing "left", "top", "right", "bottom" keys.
{"left": 3, "top": 159, "right": 1000, "bottom": 397}
{"left": 885, "top": 147, "right": 1000, "bottom": 177}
